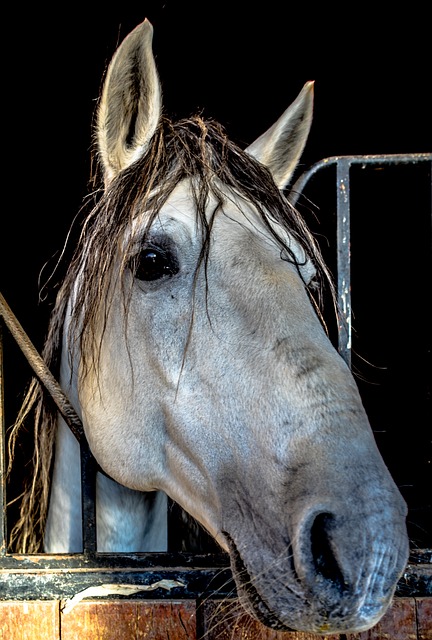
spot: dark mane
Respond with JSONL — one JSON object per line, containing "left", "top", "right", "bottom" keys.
{"left": 8, "top": 114, "right": 335, "bottom": 552}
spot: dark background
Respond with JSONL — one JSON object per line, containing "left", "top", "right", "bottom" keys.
{"left": 1, "top": 3, "right": 430, "bottom": 548}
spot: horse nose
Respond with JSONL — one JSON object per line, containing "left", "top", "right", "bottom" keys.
{"left": 293, "top": 503, "right": 405, "bottom": 601}
{"left": 309, "top": 512, "right": 347, "bottom": 591}
{"left": 293, "top": 509, "right": 354, "bottom": 598}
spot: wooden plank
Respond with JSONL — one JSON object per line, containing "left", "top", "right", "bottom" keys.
{"left": 0, "top": 597, "right": 428, "bottom": 640}
{"left": 61, "top": 599, "right": 196, "bottom": 639}
{"left": 199, "top": 599, "right": 340, "bottom": 639}
{"left": 416, "top": 598, "right": 432, "bottom": 640}
{"left": 347, "top": 597, "right": 418, "bottom": 639}
{"left": 0, "top": 601, "right": 59, "bottom": 640}
{"left": 200, "top": 597, "right": 429, "bottom": 640}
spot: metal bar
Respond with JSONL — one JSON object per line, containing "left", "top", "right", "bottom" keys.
{"left": 0, "top": 550, "right": 231, "bottom": 570}
{"left": 0, "top": 551, "right": 234, "bottom": 601}
{"left": 81, "top": 441, "right": 98, "bottom": 554}
{"left": 0, "top": 561, "right": 429, "bottom": 600}
{"left": 0, "top": 547, "right": 428, "bottom": 571}
{"left": 0, "top": 292, "right": 84, "bottom": 443}
{"left": 0, "top": 567, "right": 235, "bottom": 602}
{"left": 290, "top": 153, "right": 432, "bottom": 367}
{"left": 336, "top": 158, "right": 352, "bottom": 366}
{"left": 290, "top": 153, "right": 432, "bottom": 207}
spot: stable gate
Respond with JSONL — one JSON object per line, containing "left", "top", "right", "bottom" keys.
{"left": 1, "top": 153, "right": 431, "bottom": 639}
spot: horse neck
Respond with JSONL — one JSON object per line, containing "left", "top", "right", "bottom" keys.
{"left": 44, "top": 332, "right": 169, "bottom": 553}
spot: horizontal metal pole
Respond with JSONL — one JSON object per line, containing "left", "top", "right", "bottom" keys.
{"left": 0, "top": 551, "right": 430, "bottom": 600}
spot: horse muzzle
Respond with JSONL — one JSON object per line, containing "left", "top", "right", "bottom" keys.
{"left": 222, "top": 498, "right": 409, "bottom": 634}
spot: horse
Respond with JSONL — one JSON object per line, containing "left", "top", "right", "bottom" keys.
{"left": 9, "top": 18, "right": 409, "bottom": 635}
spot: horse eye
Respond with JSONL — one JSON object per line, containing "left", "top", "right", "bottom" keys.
{"left": 132, "top": 246, "right": 179, "bottom": 281}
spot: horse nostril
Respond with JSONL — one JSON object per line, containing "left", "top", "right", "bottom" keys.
{"left": 310, "top": 513, "right": 346, "bottom": 592}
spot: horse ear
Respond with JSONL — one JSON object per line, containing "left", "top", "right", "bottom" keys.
{"left": 246, "top": 81, "right": 314, "bottom": 190}
{"left": 97, "top": 19, "right": 162, "bottom": 184}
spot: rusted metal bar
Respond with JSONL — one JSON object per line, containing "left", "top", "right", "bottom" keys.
{"left": 336, "top": 157, "right": 352, "bottom": 367}
{"left": 0, "top": 550, "right": 429, "bottom": 600}
{"left": 0, "top": 293, "right": 84, "bottom": 444}
{"left": 290, "top": 152, "right": 432, "bottom": 367}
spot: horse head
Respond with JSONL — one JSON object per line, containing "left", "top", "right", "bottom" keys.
{"left": 51, "top": 19, "right": 408, "bottom": 634}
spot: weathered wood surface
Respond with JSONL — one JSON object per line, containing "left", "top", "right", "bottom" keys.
{"left": 0, "top": 601, "right": 59, "bottom": 639}
{"left": 0, "top": 597, "right": 430, "bottom": 639}
{"left": 201, "top": 598, "right": 432, "bottom": 639}
{"left": 61, "top": 601, "right": 196, "bottom": 639}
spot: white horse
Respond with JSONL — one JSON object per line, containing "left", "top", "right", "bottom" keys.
{"left": 11, "top": 19, "right": 408, "bottom": 635}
